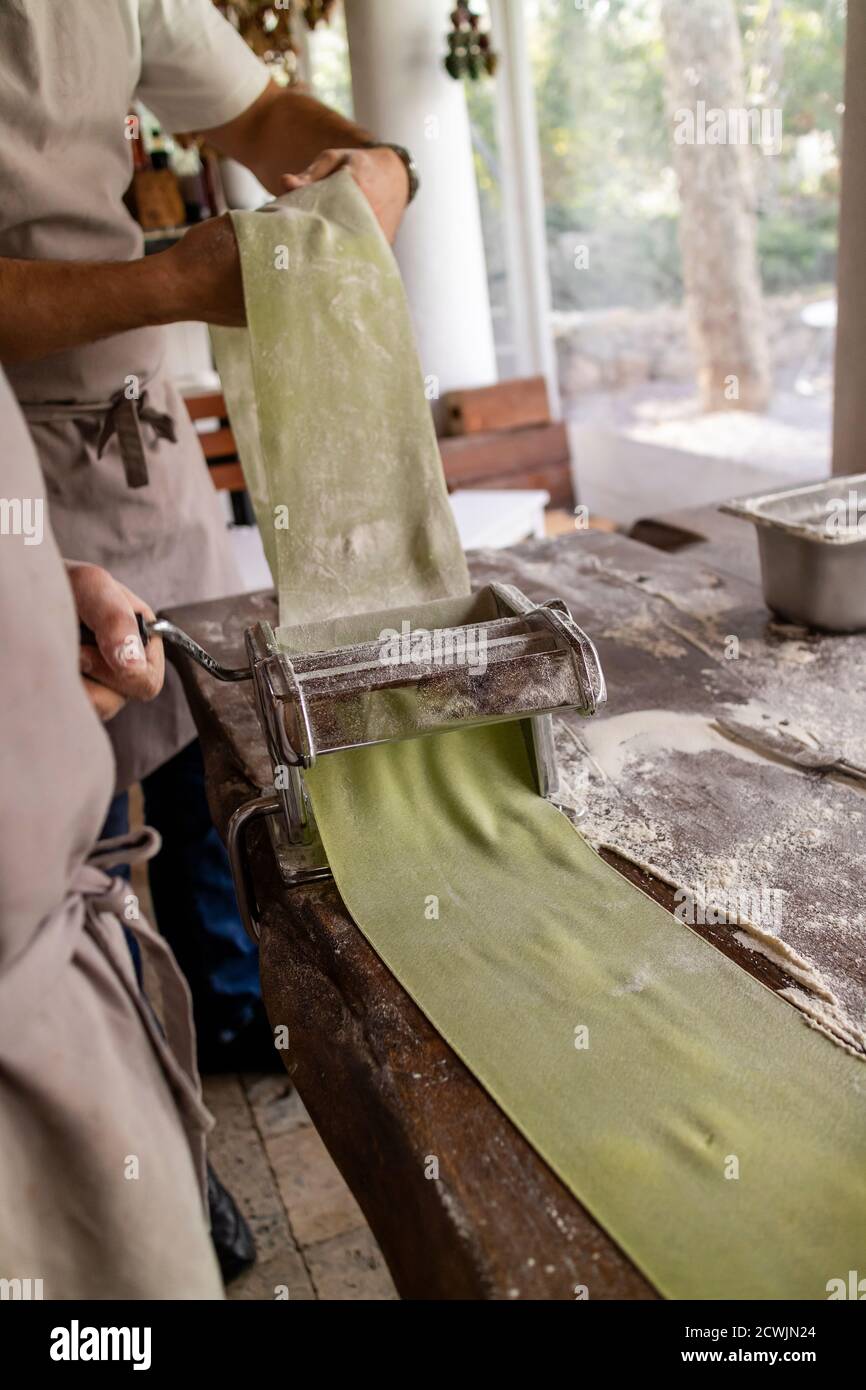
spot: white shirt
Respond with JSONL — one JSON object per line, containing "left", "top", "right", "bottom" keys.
{"left": 0, "top": 0, "right": 271, "bottom": 400}
{"left": 132, "top": 0, "right": 271, "bottom": 134}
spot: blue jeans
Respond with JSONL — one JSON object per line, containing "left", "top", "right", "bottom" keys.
{"left": 101, "top": 738, "right": 261, "bottom": 1052}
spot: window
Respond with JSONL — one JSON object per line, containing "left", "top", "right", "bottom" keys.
{"left": 492, "top": 0, "right": 845, "bottom": 521}
{"left": 305, "top": 5, "right": 354, "bottom": 118}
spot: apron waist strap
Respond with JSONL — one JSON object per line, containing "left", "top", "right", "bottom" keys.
{"left": 20, "top": 385, "right": 177, "bottom": 489}
{"left": 96, "top": 389, "right": 177, "bottom": 488}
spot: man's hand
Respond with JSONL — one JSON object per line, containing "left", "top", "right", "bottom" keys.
{"left": 282, "top": 146, "right": 410, "bottom": 244}
{"left": 67, "top": 563, "right": 165, "bottom": 722}
{"left": 0, "top": 77, "right": 414, "bottom": 364}
{"left": 159, "top": 213, "right": 246, "bottom": 328}
{"left": 158, "top": 142, "right": 409, "bottom": 328}
{"left": 202, "top": 81, "right": 411, "bottom": 245}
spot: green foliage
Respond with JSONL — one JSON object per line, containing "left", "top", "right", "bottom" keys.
{"left": 523, "top": 0, "right": 844, "bottom": 305}
{"left": 757, "top": 204, "right": 838, "bottom": 291}
{"left": 739, "top": 0, "right": 847, "bottom": 143}
{"left": 307, "top": 3, "right": 353, "bottom": 117}
{"left": 532, "top": 0, "right": 670, "bottom": 222}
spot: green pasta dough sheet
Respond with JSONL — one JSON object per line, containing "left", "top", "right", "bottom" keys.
{"left": 216, "top": 169, "right": 865, "bottom": 1300}
{"left": 306, "top": 720, "right": 866, "bottom": 1301}
{"left": 213, "top": 168, "right": 469, "bottom": 633}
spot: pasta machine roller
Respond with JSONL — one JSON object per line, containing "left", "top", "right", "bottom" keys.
{"left": 147, "top": 582, "right": 607, "bottom": 939}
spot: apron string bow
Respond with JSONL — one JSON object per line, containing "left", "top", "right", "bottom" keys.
{"left": 96, "top": 389, "right": 177, "bottom": 489}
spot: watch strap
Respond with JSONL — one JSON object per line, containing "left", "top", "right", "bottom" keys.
{"left": 361, "top": 140, "right": 420, "bottom": 204}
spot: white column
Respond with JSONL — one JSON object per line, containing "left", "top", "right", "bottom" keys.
{"left": 488, "top": 0, "right": 560, "bottom": 416}
{"left": 344, "top": 0, "right": 498, "bottom": 401}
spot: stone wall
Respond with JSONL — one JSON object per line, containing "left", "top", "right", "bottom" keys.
{"left": 553, "top": 287, "right": 833, "bottom": 398}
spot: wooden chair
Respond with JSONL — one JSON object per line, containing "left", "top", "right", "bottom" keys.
{"left": 439, "top": 375, "right": 576, "bottom": 510}
{"left": 185, "top": 390, "right": 244, "bottom": 492}
{"left": 186, "top": 375, "right": 576, "bottom": 511}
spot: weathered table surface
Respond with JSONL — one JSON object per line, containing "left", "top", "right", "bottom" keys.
{"left": 166, "top": 526, "right": 866, "bottom": 1300}
{"left": 629, "top": 502, "right": 762, "bottom": 585}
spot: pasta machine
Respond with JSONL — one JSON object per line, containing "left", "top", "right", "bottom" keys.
{"left": 141, "top": 583, "right": 607, "bottom": 940}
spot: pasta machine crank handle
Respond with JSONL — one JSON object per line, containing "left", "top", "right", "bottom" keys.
{"left": 80, "top": 614, "right": 251, "bottom": 683}
{"left": 147, "top": 619, "right": 252, "bottom": 683}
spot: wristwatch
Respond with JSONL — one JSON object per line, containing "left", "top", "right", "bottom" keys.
{"left": 361, "top": 140, "right": 420, "bottom": 204}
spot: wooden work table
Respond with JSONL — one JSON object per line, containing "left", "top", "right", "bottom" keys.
{"left": 165, "top": 526, "right": 866, "bottom": 1300}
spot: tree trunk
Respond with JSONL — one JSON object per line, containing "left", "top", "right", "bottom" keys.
{"left": 660, "top": 0, "right": 771, "bottom": 411}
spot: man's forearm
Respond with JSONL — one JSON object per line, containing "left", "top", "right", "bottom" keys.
{"left": 0, "top": 82, "right": 386, "bottom": 368}
{"left": 0, "top": 254, "right": 177, "bottom": 365}
{"left": 203, "top": 82, "right": 374, "bottom": 196}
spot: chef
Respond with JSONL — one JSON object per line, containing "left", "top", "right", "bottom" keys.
{"left": 0, "top": 367, "right": 224, "bottom": 1298}
{"left": 0, "top": 0, "right": 412, "bottom": 1069}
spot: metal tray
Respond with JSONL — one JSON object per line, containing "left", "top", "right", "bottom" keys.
{"left": 720, "top": 474, "right": 866, "bottom": 632}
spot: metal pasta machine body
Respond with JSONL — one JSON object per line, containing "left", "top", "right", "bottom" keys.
{"left": 151, "top": 583, "right": 607, "bottom": 940}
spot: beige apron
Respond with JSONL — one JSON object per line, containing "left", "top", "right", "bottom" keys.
{"left": 0, "top": 370, "right": 222, "bottom": 1299}
{"left": 0, "top": 0, "right": 240, "bottom": 790}
{"left": 20, "top": 370, "right": 241, "bottom": 790}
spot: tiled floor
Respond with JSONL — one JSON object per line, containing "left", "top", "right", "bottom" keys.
{"left": 133, "top": 760, "right": 396, "bottom": 1301}
{"left": 203, "top": 1073, "right": 398, "bottom": 1301}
